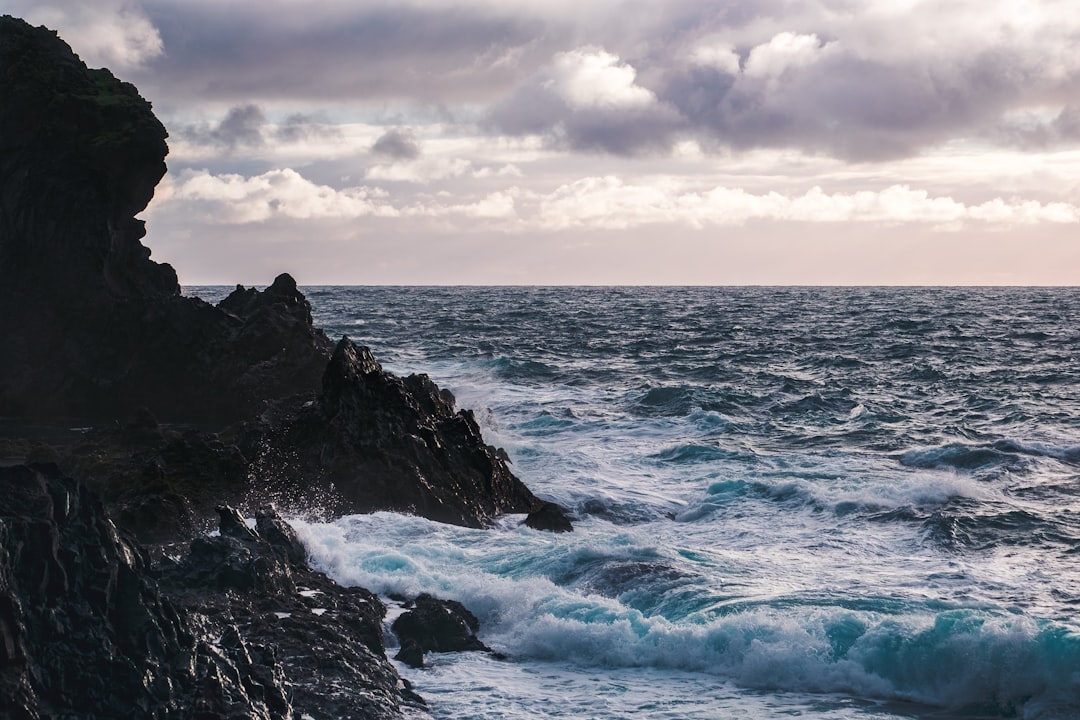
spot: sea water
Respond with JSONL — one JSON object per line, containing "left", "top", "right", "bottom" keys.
{"left": 190, "top": 286, "right": 1080, "bottom": 719}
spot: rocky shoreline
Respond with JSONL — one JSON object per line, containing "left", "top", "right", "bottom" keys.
{"left": 0, "top": 15, "right": 569, "bottom": 718}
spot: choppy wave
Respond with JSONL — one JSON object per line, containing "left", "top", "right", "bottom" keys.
{"left": 187, "top": 285, "right": 1080, "bottom": 720}
{"left": 294, "top": 513, "right": 1080, "bottom": 718}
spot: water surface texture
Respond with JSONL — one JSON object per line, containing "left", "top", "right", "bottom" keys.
{"left": 191, "top": 286, "right": 1080, "bottom": 719}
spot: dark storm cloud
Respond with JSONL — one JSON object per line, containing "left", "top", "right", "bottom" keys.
{"left": 182, "top": 103, "right": 266, "bottom": 148}
{"left": 486, "top": 81, "right": 683, "bottom": 156}
{"left": 123, "top": 0, "right": 1080, "bottom": 162}
{"left": 274, "top": 113, "right": 343, "bottom": 143}
{"left": 181, "top": 105, "right": 343, "bottom": 148}
{"left": 136, "top": 2, "right": 556, "bottom": 104}
{"left": 371, "top": 128, "right": 421, "bottom": 160}
{"left": 488, "top": 30, "right": 1080, "bottom": 161}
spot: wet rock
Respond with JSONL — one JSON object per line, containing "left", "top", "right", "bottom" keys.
{"left": 525, "top": 500, "right": 575, "bottom": 533}
{"left": 163, "top": 504, "right": 413, "bottom": 719}
{"left": 391, "top": 593, "right": 490, "bottom": 667}
{"left": 0, "top": 463, "right": 291, "bottom": 718}
{"left": 260, "top": 337, "right": 555, "bottom": 528}
{"left": 0, "top": 462, "right": 420, "bottom": 719}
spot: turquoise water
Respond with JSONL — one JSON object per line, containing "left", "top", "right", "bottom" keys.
{"left": 192, "top": 286, "right": 1080, "bottom": 719}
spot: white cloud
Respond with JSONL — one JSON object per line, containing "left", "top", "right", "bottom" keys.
{"left": 156, "top": 168, "right": 400, "bottom": 223}
{"left": 743, "top": 32, "right": 833, "bottom": 79}
{"left": 13, "top": 1, "right": 163, "bottom": 70}
{"left": 530, "top": 177, "right": 1080, "bottom": 230}
{"left": 544, "top": 48, "right": 657, "bottom": 110}
{"left": 152, "top": 168, "right": 521, "bottom": 224}
{"left": 690, "top": 41, "right": 741, "bottom": 75}
{"left": 366, "top": 157, "right": 474, "bottom": 184}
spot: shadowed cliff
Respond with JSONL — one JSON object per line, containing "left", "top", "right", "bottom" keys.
{"left": 0, "top": 14, "right": 569, "bottom": 535}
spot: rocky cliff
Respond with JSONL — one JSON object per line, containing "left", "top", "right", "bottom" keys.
{"left": 0, "top": 13, "right": 570, "bottom": 719}
{"left": 0, "top": 14, "right": 566, "bottom": 534}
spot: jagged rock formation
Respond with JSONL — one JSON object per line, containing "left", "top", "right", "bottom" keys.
{"left": 258, "top": 337, "right": 545, "bottom": 527}
{"left": 0, "top": 14, "right": 566, "bottom": 536}
{"left": 0, "top": 16, "right": 332, "bottom": 422}
{"left": 0, "top": 464, "right": 419, "bottom": 719}
{"left": 0, "top": 16, "right": 571, "bottom": 716}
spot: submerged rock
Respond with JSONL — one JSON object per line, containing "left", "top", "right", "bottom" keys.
{"left": 525, "top": 500, "right": 575, "bottom": 533}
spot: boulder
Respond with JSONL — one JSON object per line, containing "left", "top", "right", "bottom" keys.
{"left": 525, "top": 501, "right": 575, "bottom": 533}
{"left": 391, "top": 593, "right": 490, "bottom": 667}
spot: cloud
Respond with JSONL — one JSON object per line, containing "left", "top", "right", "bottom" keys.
{"left": 157, "top": 168, "right": 400, "bottom": 223}
{"left": 182, "top": 104, "right": 266, "bottom": 148}
{"left": 131, "top": 1, "right": 558, "bottom": 105}
{"left": 10, "top": 0, "right": 163, "bottom": 70}
{"left": 152, "top": 167, "right": 1080, "bottom": 232}
{"left": 487, "top": 47, "right": 683, "bottom": 154}
{"left": 530, "top": 177, "right": 1080, "bottom": 230}
{"left": 154, "top": 167, "right": 520, "bottom": 223}
{"left": 545, "top": 48, "right": 657, "bottom": 110}
{"left": 371, "top": 128, "right": 421, "bottom": 160}
{"left": 29, "top": 0, "right": 1080, "bottom": 161}
{"left": 743, "top": 32, "right": 832, "bottom": 79}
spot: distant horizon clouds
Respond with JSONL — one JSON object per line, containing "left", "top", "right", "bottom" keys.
{"left": 7, "top": 0, "right": 1080, "bottom": 285}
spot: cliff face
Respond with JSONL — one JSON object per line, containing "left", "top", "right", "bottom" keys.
{"left": 0, "top": 14, "right": 569, "bottom": 718}
{"left": 0, "top": 14, "right": 561, "bottom": 535}
{"left": 0, "top": 16, "right": 332, "bottom": 422}
{"left": 0, "top": 16, "right": 175, "bottom": 305}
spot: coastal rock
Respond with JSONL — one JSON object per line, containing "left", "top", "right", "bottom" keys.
{"left": 525, "top": 500, "right": 575, "bottom": 533}
{"left": 258, "top": 337, "right": 551, "bottom": 528}
{"left": 0, "top": 463, "right": 418, "bottom": 719}
{"left": 162, "top": 504, "right": 414, "bottom": 719}
{"left": 0, "top": 16, "right": 332, "bottom": 422}
{"left": 392, "top": 593, "right": 490, "bottom": 667}
{"left": 0, "top": 463, "right": 288, "bottom": 718}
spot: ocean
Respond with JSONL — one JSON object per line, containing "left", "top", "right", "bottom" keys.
{"left": 191, "top": 286, "right": 1080, "bottom": 719}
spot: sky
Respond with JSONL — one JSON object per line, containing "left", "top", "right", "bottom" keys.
{"left": 10, "top": 0, "right": 1080, "bottom": 285}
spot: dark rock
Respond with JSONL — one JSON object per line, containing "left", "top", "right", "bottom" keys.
{"left": 250, "top": 337, "right": 554, "bottom": 528}
{"left": 0, "top": 463, "right": 419, "bottom": 719}
{"left": 163, "top": 503, "right": 412, "bottom": 719}
{"left": 525, "top": 500, "right": 575, "bottom": 533}
{"left": 391, "top": 593, "right": 490, "bottom": 668}
{"left": 0, "top": 17, "right": 332, "bottom": 423}
{"left": 0, "top": 463, "right": 290, "bottom": 718}
{"left": 395, "top": 639, "right": 426, "bottom": 669}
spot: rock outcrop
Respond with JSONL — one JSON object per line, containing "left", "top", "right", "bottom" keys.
{"left": 0, "top": 15, "right": 565, "bottom": 536}
{"left": 392, "top": 593, "right": 491, "bottom": 668}
{"left": 0, "top": 15, "right": 571, "bottom": 717}
{"left": 256, "top": 337, "right": 544, "bottom": 527}
{"left": 0, "top": 16, "right": 332, "bottom": 423}
{"left": 0, "top": 464, "right": 420, "bottom": 719}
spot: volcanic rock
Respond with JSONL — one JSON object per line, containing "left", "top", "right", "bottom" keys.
{"left": 253, "top": 337, "right": 548, "bottom": 528}
{"left": 0, "top": 16, "right": 332, "bottom": 423}
{"left": 0, "top": 463, "right": 419, "bottom": 719}
{"left": 391, "top": 593, "right": 490, "bottom": 668}
{"left": 525, "top": 500, "right": 575, "bottom": 533}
